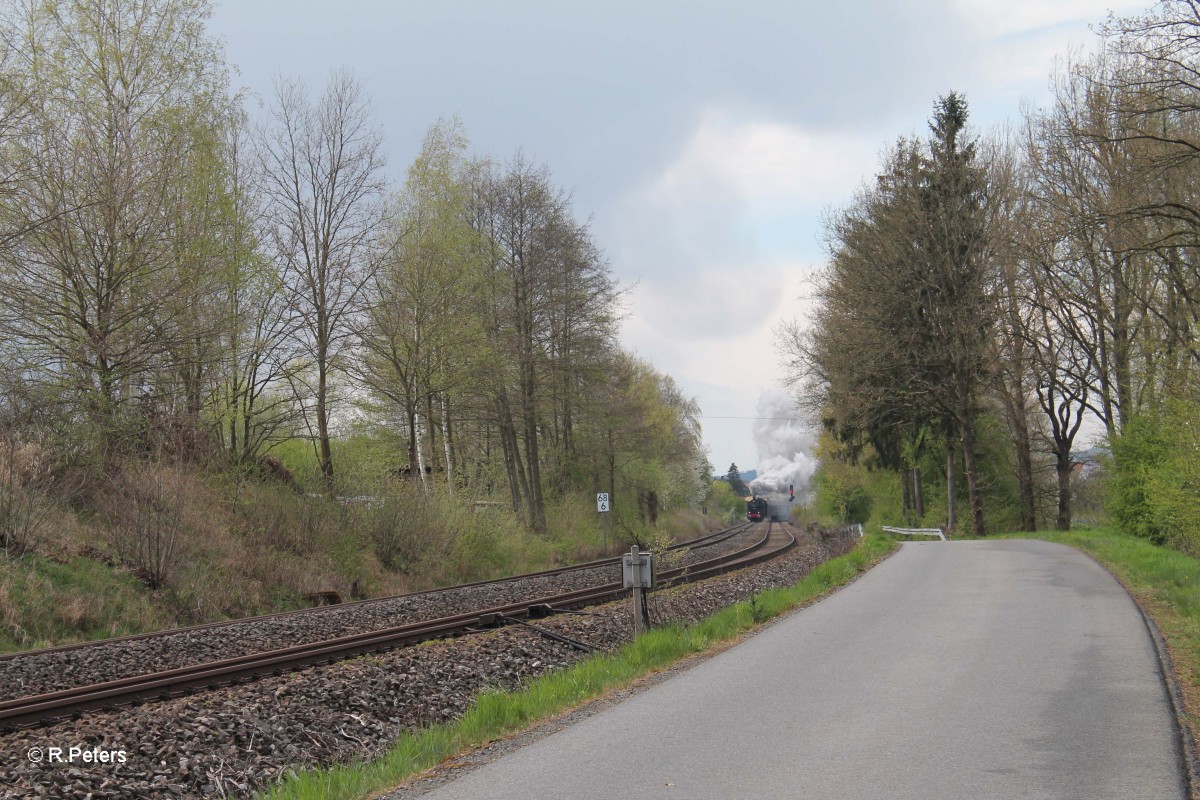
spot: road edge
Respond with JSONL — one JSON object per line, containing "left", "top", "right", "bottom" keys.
{"left": 1141, "top": 605, "right": 1200, "bottom": 800}
{"left": 1076, "top": 548, "right": 1200, "bottom": 800}
{"left": 375, "top": 538, "right": 901, "bottom": 799}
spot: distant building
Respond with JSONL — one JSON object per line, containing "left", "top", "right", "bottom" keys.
{"left": 1070, "top": 447, "right": 1109, "bottom": 482}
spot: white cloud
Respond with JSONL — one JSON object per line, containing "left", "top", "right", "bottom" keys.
{"left": 620, "top": 262, "right": 810, "bottom": 370}
{"left": 646, "top": 108, "right": 878, "bottom": 214}
{"left": 610, "top": 112, "right": 838, "bottom": 469}
{"left": 606, "top": 109, "right": 877, "bottom": 291}
{"left": 949, "top": 0, "right": 1146, "bottom": 38}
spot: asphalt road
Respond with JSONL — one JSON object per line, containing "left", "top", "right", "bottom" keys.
{"left": 415, "top": 540, "right": 1186, "bottom": 800}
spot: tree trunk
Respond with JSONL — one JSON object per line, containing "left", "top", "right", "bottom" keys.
{"left": 1056, "top": 452, "right": 1073, "bottom": 531}
{"left": 522, "top": 405, "right": 546, "bottom": 532}
{"left": 441, "top": 393, "right": 454, "bottom": 494}
{"left": 1013, "top": 420, "right": 1036, "bottom": 532}
{"left": 913, "top": 468, "right": 924, "bottom": 519}
{"left": 406, "top": 401, "right": 419, "bottom": 481}
{"left": 961, "top": 422, "right": 986, "bottom": 536}
{"left": 1000, "top": 387, "right": 1037, "bottom": 531}
{"left": 425, "top": 392, "right": 439, "bottom": 472}
{"left": 946, "top": 447, "right": 957, "bottom": 534}
{"left": 317, "top": 362, "right": 334, "bottom": 494}
{"left": 414, "top": 411, "right": 428, "bottom": 489}
{"left": 495, "top": 393, "right": 526, "bottom": 516}
{"left": 520, "top": 364, "right": 547, "bottom": 533}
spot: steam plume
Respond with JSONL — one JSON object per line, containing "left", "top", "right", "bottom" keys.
{"left": 748, "top": 389, "right": 817, "bottom": 500}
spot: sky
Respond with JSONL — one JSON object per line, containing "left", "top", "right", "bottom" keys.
{"left": 208, "top": 0, "right": 1145, "bottom": 481}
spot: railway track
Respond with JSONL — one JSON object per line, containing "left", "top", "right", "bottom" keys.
{"left": 0, "top": 521, "right": 794, "bottom": 731}
{"left": 0, "top": 523, "right": 757, "bottom": 704}
{"left": 0, "top": 522, "right": 749, "bottom": 665}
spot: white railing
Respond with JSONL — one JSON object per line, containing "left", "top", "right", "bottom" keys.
{"left": 881, "top": 525, "right": 946, "bottom": 541}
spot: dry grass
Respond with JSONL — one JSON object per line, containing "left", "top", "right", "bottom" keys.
{"left": 1, "top": 460, "right": 721, "bottom": 649}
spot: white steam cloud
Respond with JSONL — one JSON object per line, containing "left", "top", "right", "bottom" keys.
{"left": 748, "top": 389, "right": 818, "bottom": 501}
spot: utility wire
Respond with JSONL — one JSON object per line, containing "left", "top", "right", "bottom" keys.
{"left": 699, "top": 416, "right": 804, "bottom": 420}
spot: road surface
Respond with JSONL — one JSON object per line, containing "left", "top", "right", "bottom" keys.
{"left": 409, "top": 540, "right": 1187, "bottom": 800}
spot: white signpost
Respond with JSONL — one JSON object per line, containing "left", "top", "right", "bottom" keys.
{"left": 597, "top": 492, "right": 611, "bottom": 554}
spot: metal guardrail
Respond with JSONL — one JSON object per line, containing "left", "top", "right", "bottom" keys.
{"left": 881, "top": 525, "right": 946, "bottom": 541}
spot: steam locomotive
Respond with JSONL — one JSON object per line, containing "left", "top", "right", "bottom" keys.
{"left": 746, "top": 496, "right": 768, "bottom": 522}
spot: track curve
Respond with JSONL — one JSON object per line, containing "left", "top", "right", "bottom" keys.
{"left": 0, "top": 522, "right": 794, "bottom": 730}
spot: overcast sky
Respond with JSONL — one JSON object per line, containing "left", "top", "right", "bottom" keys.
{"left": 209, "top": 0, "right": 1143, "bottom": 475}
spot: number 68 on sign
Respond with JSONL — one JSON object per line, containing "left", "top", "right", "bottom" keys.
{"left": 596, "top": 493, "right": 610, "bottom": 513}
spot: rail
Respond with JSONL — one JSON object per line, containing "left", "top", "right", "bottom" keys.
{"left": 0, "top": 523, "right": 753, "bottom": 664}
{"left": 0, "top": 522, "right": 792, "bottom": 731}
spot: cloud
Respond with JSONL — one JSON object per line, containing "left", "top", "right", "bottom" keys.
{"left": 948, "top": 0, "right": 1146, "bottom": 38}
{"left": 620, "top": 261, "right": 812, "bottom": 367}
{"left": 608, "top": 111, "right": 842, "bottom": 467}
{"left": 607, "top": 109, "right": 877, "bottom": 286}
{"left": 653, "top": 109, "right": 878, "bottom": 209}
{"left": 640, "top": 108, "right": 881, "bottom": 223}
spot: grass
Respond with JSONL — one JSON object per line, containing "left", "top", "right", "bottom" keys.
{"left": 992, "top": 526, "right": 1200, "bottom": 762}
{"left": 259, "top": 534, "right": 896, "bottom": 800}
{"left": 0, "top": 554, "right": 172, "bottom": 652}
{"left": 2, "top": 460, "right": 727, "bottom": 650}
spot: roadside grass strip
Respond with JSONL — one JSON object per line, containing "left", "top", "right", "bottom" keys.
{"left": 260, "top": 535, "right": 896, "bottom": 800}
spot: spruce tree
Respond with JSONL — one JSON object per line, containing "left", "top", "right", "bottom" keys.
{"left": 726, "top": 463, "right": 750, "bottom": 497}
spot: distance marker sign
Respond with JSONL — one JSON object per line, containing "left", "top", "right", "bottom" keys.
{"left": 596, "top": 493, "right": 610, "bottom": 513}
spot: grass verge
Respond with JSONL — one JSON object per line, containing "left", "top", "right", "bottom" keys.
{"left": 259, "top": 534, "right": 896, "bottom": 800}
{"left": 0, "top": 555, "right": 172, "bottom": 652}
{"left": 994, "top": 527, "right": 1200, "bottom": 777}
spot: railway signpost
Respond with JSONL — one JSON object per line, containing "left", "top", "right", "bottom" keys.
{"left": 597, "top": 492, "right": 610, "bottom": 553}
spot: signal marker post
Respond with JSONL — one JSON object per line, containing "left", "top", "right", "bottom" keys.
{"left": 597, "top": 492, "right": 610, "bottom": 554}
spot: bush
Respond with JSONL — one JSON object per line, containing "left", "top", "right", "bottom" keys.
{"left": 1109, "top": 403, "right": 1200, "bottom": 555}
{"left": 1109, "top": 412, "right": 1169, "bottom": 544}
{"left": 101, "top": 463, "right": 213, "bottom": 590}
{"left": 814, "top": 459, "right": 871, "bottom": 524}
{"left": 706, "top": 480, "right": 745, "bottom": 523}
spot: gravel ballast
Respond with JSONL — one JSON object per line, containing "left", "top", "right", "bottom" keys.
{"left": 0, "top": 528, "right": 760, "bottom": 702}
{"left": 0, "top": 528, "right": 857, "bottom": 800}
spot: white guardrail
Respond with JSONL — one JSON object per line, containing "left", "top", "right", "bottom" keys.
{"left": 881, "top": 525, "right": 946, "bottom": 541}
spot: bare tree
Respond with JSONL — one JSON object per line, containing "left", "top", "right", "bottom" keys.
{"left": 1024, "top": 48, "right": 1159, "bottom": 440}
{"left": 212, "top": 109, "right": 303, "bottom": 462}
{"left": 259, "top": 69, "right": 389, "bottom": 492}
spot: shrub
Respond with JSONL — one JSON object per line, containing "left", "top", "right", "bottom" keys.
{"left": 1109, "top": 403, "right": 1200, "bottom": 556}
{"left": 1108, "top": 412, "right": 1172, "bottom": 545}
{"left": 101, "top": 463, "right": 211, "bottom": 590}
{"left": 706, "top": 480, "right": 745, "bottom": 523}
{"left": 814, "top": 459, "right": 871, "bottom": 524}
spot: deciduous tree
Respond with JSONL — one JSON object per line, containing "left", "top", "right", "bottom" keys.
{"left": 259, "top": 69, "right": 389, "bottom": 492}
